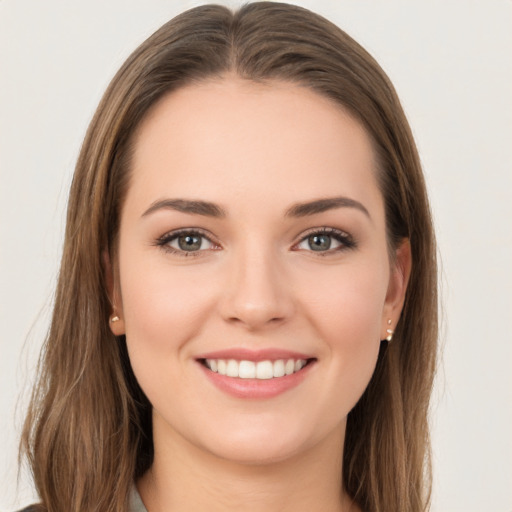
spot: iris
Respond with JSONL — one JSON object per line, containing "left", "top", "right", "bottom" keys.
{"left": 308, "top": 234, "right": 331, "bottom": 251}
{"left": 178, "top": 234, "right": 202, "bottom": 251}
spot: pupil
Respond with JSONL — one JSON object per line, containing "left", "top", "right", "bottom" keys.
{"left": 309, "top": 234, "right": 331, "bottom": 251}
{"left": 178, "top": 234, "right": 201, "bottom": 251}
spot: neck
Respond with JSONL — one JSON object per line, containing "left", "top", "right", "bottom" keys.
{"left": 137, "top": 416, "right": 357, "bottom": 512}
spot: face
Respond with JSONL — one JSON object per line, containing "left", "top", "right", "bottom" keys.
{"left": 110, "top": 78, "right": 410, "bottom": 465}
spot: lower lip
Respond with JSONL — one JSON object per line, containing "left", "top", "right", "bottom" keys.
{"left": 198, "top": 361, "right": 315, "bottom": 399}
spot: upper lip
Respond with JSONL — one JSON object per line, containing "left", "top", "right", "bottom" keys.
{"left": 195, "top": 348, "right": 315, "bottom": 362}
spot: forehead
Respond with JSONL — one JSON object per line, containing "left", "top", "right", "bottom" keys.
{"left": 127, "top": 77, "right": 383, "bottom": 219}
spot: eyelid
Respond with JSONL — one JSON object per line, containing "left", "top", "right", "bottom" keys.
{"left": 155, "top": 227, "right": 221, "bottom": 256}
{"left": 292, "top": 226, "right": 356, "bottom": 253}
{"left": 154, "top": 226, "right": 355, "bottom": 256}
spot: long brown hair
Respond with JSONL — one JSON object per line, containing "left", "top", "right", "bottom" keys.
{"left": 21, "top": 3, "right": 437, "bottom": 511}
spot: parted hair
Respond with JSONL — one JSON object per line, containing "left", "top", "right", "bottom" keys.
{"left": 20, "top": 3, "right": 437, "bottom": 512}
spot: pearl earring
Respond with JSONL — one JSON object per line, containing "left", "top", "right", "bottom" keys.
{"left": 386, "top": 319, "right": 394, "bottom": 342}
{"left": 110, "top": 314, "right": 120, "bottom": 323}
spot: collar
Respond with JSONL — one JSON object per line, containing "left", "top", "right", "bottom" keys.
{"left": 130, "top": 486, "right": 148, "bottom": 512}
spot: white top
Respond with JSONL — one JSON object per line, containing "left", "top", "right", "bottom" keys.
{"left": 130, "top": 486, "right": 148, "bottom": 512}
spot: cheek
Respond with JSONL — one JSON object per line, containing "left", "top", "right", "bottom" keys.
{"left": 118, "top": 253, "right": 218, "bottom": 359}
{"left": 118, "top": 255, "right": 220, "bottom": 417}
{"left": 296, "top": 259, "right": 388, "bottom": 404}
{"left": 299, "top": 258, "right": 389, "bottom": 345}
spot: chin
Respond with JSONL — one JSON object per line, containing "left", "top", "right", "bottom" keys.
{"left": 203, "top": 433, "right": 309, "bottom": 467}
{"left": 188, "top": 411, "right": 339, "bottom": 468}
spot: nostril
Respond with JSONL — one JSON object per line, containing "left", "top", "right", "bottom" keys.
{"left": 218, "top": 267, "right": 295, "bottom": 329}
{"left": 224, "top": 308, "right": 288, "bottom": 329}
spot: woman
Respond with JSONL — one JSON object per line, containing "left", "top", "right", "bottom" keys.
{"left": 19, "top": 2, "right": 437, "bottom": 511}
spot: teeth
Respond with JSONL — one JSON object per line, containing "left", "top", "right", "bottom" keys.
{"left": 217, "top": 359, "right": 227, "bottom": 375}
{"left": 256, "top": 361, "right": 273, "bottom": 379}
{"left": 226, "top": 359, "right": 238, "bottom": 377}
{"left": 205, "top": 358, "right": 308, "bottom": 379}
{"left": 239, "top": 360, "right": 256, "bottom": 379}
{"left": 273, "top": 360, "right": 285, "bottom": 377}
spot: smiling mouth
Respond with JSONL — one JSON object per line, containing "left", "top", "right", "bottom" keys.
{"left": 200, "top": 358, "right": 316, "bottom": 380}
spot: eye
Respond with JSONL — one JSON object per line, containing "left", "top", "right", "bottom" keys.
{"left": 294, "top": 227, "right": 355, "bottom": 254}
{"left": 156, "top": 229, "right": 219, "bottom": 255}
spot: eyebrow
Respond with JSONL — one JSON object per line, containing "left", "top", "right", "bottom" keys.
{"left": 285, "top": 196, "right": 371, "bottom": 219}
{"left": 142, "top": 198, "right": 227, "bottom": 218}
{"left": 141, "top": 196, "right": 370, "bottom": 220}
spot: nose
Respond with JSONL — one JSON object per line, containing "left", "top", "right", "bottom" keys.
{"left": 218, "top": 245, "right": 295, "bottom": 331}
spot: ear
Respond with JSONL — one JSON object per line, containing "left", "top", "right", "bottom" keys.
{"left": 381, "top": 239, "right": 412, "bottom": 339}
{"left": 102, "top": 250, "right": 126, "bottom": 336}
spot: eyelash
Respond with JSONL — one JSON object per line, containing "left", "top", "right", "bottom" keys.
{"left": 155, "top": 227, "right": 356, "bottom": 257}
{"left": 293, "top": 227, "right": 356, "bottom": 255}
{"left": 155, "top": 228, "right": 219, "bottom": 257}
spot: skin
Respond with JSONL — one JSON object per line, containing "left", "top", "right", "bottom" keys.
{"left": 108, "top": 77, "right": 411, "bottom": 512}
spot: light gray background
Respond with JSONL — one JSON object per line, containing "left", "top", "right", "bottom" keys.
{"left": 1, "top": 1, "right": 511, "bottom": 510}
